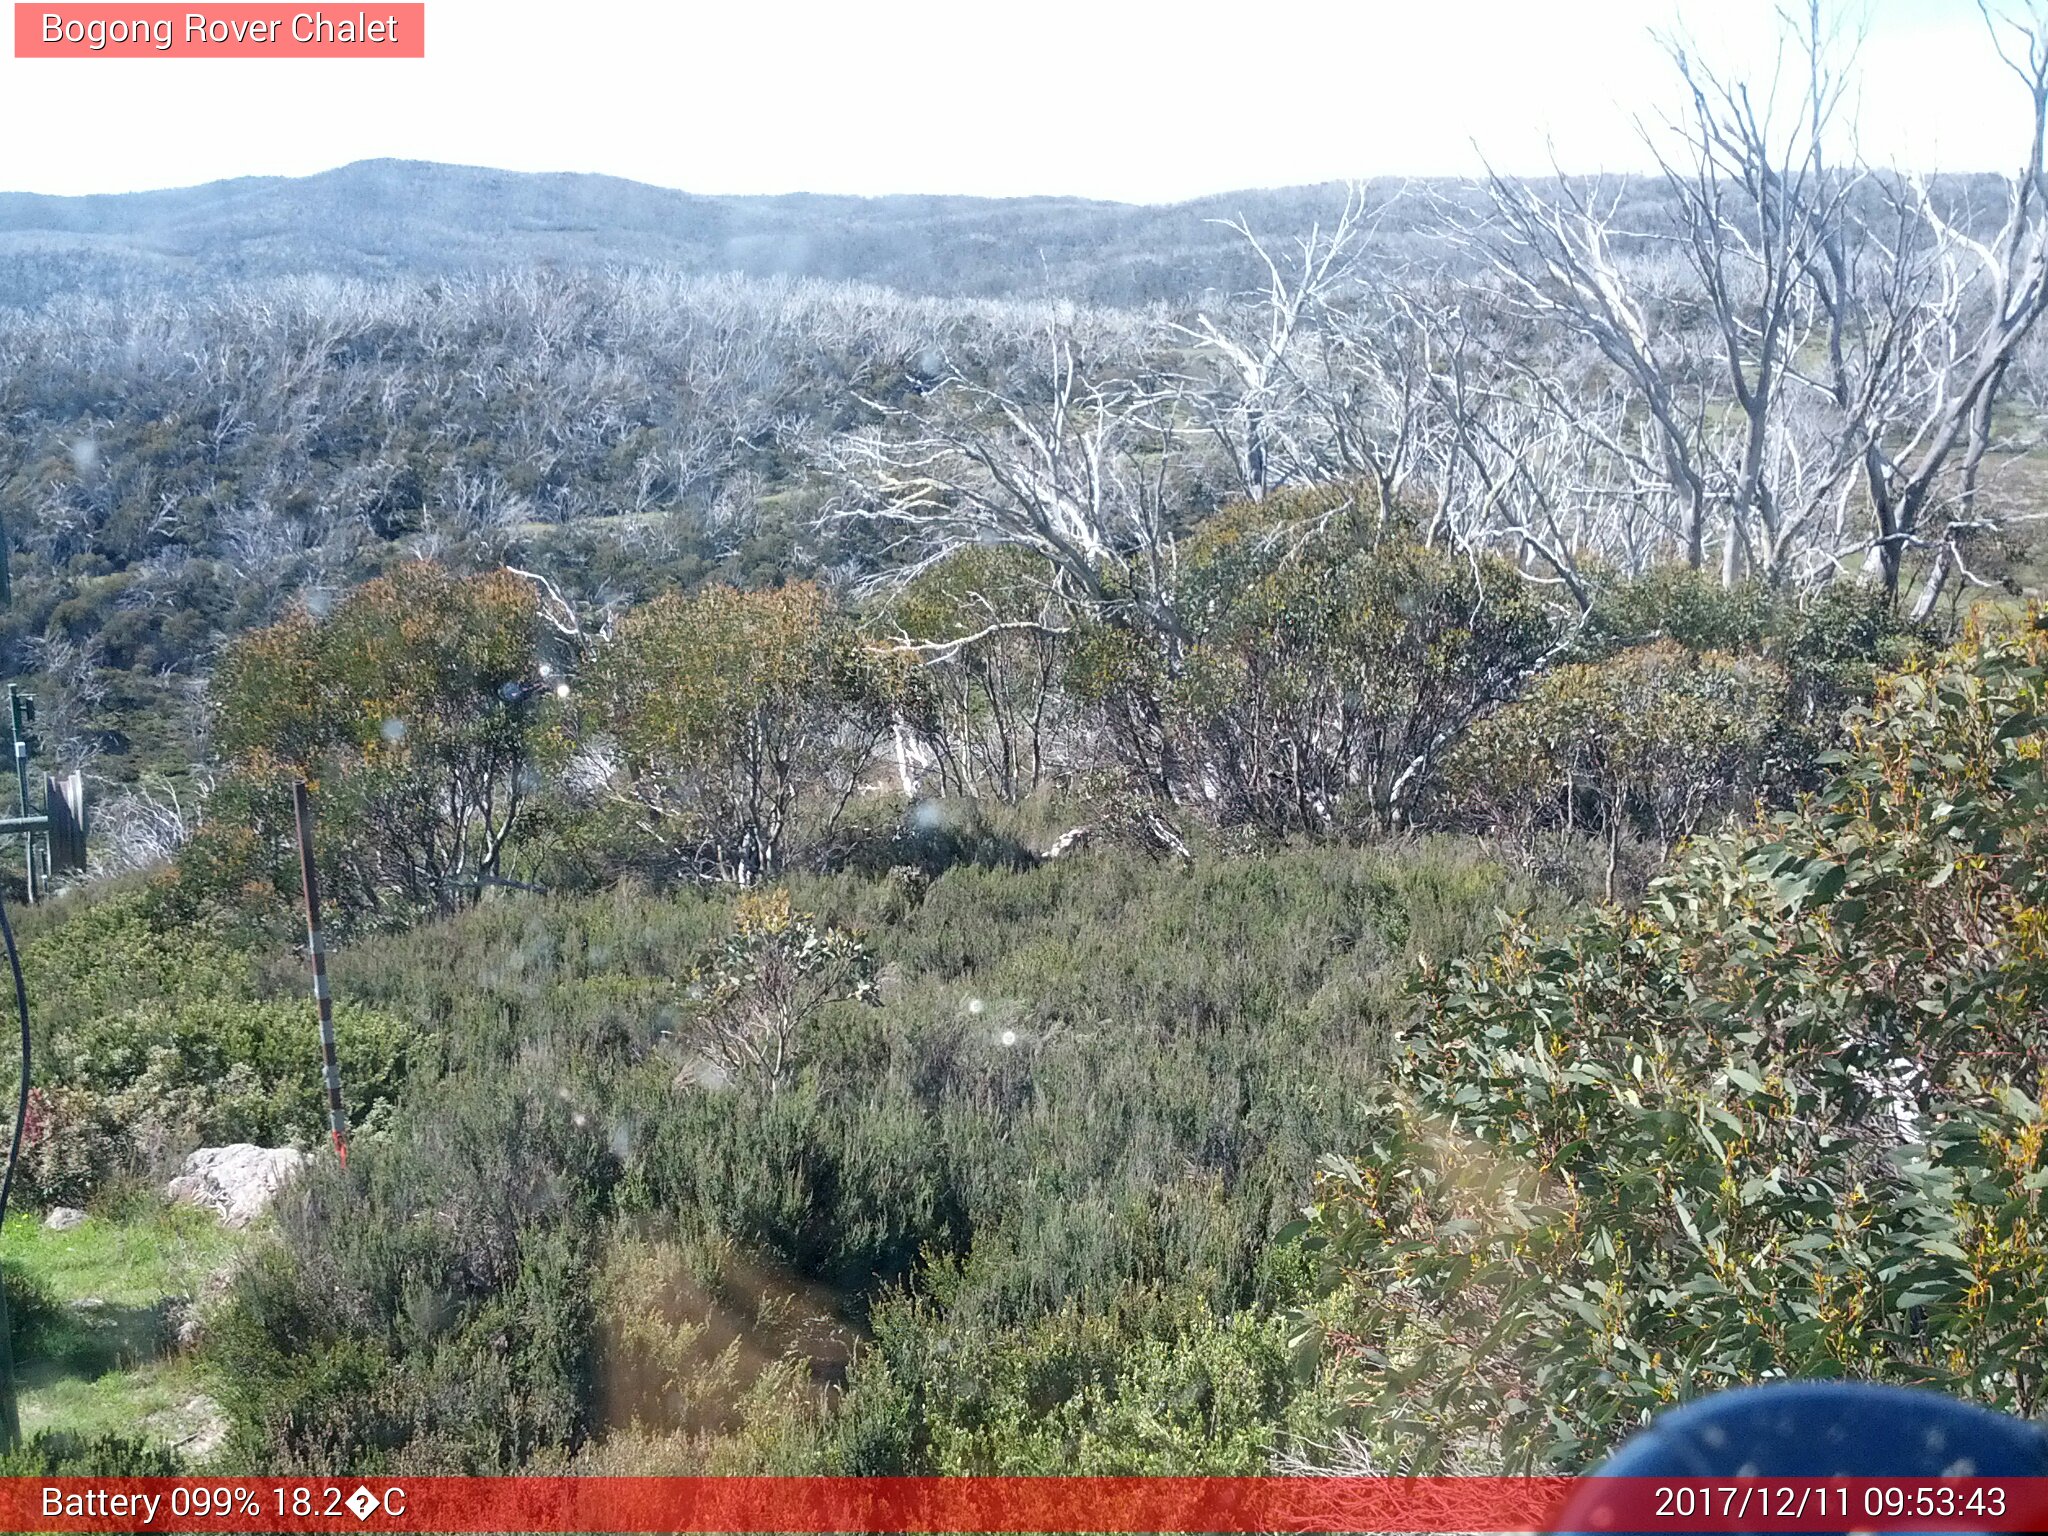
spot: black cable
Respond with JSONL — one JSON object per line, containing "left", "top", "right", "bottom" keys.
{"left": 0, "top": 891, "right": 27, "bottom": 1232}
{"left": 0, "top": 887, "right": 26, "bottom": 1451}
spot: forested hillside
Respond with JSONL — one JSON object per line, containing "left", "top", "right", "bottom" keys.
{"left": 4, "top": 1, "right": 2048, "bottom": 1481}
{"left": 0, "top": 161, "right": 1441, "bottom": 309}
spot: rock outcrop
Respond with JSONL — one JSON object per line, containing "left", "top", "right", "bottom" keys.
{"left": 166, "top": 1144, "right": 306, "bottom": 1227}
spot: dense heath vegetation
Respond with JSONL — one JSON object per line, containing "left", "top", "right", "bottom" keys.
{"left": 8, "top": 590, "right": 2046, "bottom": 1476}
{"left": 7, "top": 2, "right": 2048, "bottom": 1477}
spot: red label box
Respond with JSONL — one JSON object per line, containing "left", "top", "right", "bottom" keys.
{"left": 6, "top": 1476, "right": 2048, "bottom": 1533}
{"left": 14, "top": 4, "right": 425, "bottom": 57}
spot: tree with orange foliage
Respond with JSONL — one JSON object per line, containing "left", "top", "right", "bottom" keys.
{"left": 190, "top": 561, "right": 559, "bottom": 926}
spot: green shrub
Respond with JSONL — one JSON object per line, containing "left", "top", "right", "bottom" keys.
{"left": 207, "top": 1067, "right": 613, "bottom": 1473}
{"left": 835, "top": 1281, "right": 1331, "bottom": 1474}
{"left": 56, "top": 997, "right": 420, "bottom": 1159}
{"left": 1303, "top": 616, "right": 2048, "bottom": 1472}
{"left": 17, "top": 885, "right": 256, "bottom": 1036}
{"left": 0, "top": 1429, "right": 182, "bottom": 1476}
{"left": 681, "top": 889, "right": 878, "bottom": 1095}
{"left": 206, "top": 839, "right": 1543, "bottom": 1473}
{"left": 1581, "top": 569, "right": 1936, "bottom": 747}
{"left": 1775, "top": 580, "right": 1937, "bottom": 729}
{"left": 886, "top": 547, "right": 1074, "bottom": 804}
{"left": 1581, "top": 566, "right": 1778, "bottom": 655}
{"left": 1445, "top": 642, "right": 1791, "bottom": 884}
{"left": 8, "top": 1086, "right": 128, "bottom": 1210}
{"left": 2, "top": 885, "right": 426, "bottom": 1203}
{"left": 1087, "top": 493, "right": 1557, "bottom": 831}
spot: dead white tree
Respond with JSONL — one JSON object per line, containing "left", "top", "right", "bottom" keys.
{"left": 1457, "top": 0, "right": 2048, "bottom": 603}
{"left": 829, "top": 317, "right": 1191, "bottom": 639}
{"left": 1173, "top": 185, "right": 1471, "bottom": 525}
{"left": 88, "top": 771, "right": 212, "bottom": 877}
{"left": 1172, "top": 185, "right": 1371, "bottom": 503}
{"left": 1886, "top": 2, "right": 2048, "bottom": 613}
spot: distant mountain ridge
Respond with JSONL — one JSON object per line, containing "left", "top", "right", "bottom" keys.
{"left": 0, "top": 158, "right": 1381, "bottom": 308}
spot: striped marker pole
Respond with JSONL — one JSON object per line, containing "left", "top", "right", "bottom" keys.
{"left": 291, "top": 781, "right": 350, "bottom": 1165}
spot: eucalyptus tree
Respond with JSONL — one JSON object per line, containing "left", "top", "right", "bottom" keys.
{"left": 197, "top": 561, "right": 558, "bottom": 926}
{"left": 583, "top": 581, "right": 900, "bottom": 884}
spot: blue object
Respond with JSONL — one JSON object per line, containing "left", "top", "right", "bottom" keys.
{"left": 1550, "top": 1382, "right": 2048, "bottom": 1535}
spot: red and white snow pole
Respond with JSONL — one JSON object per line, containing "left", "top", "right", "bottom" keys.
{"left": 292, "top": 780, "right": 350, "bottom": 1165}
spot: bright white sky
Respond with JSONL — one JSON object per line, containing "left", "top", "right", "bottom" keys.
{"left": 0, "top": 0, "right": 2029, "bottom": 201}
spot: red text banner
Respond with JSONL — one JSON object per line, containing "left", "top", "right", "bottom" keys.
{"left": 6, "top": 1476, "right": 2048, "bottom": 1533}
{"left": 14, "top": 5, "right": 424, "bottom": 57}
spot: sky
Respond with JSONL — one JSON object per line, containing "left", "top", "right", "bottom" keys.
{"left": 0, "top": 0, "right": 2030, "bottom": 202}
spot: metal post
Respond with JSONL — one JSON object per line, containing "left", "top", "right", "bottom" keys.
{"left": 7, "top": 689, "right": 31, "bottom": 905}
{"left": 292, "top": 783, "right": 350, "bottom": 1164}
{"left": 0, "top": 1271, "right": 17, "bottom": 1451}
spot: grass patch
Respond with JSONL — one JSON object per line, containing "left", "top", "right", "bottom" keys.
{"left": 19, "top": 1353, "right": 219, "bottom": 1449}
{"left": 0, "top": 1202, "right": 246, "bottom": 1462}
{"left": 0, "top": 1204, "right": 243, "bottom": 1310}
